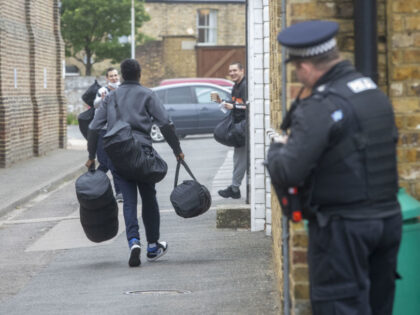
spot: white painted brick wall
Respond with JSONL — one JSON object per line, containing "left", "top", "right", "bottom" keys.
{"left": 255, "top": 219, "right": 266, "bottom": 231}
{"left": 255, "top": 144, "right": 265, "bottom": 159}
{"left": 255, "top": 174, "right": 265, "bottom": 188}
{"left": 254, "top": 99, "right": 264, "bottom": 114}
{"left": 254, "top": 9, "right": 263, "bottom": 23}
{"left": 255, "top": 204, "right": 266, "bottom": 218}
{"left": 255, "top": 24, "right": 263, "bottom": 39}
{"left": 254, "top": 0, "right": 263, "bottom": 9}
{"left": 248, "top": 0, "right": 271, "bottom": 233}
{"left": 266, "top": 209, "right": 272, "bottom": 224}
{"left": 254, "top": 54, "right": 263, "bottom": 69}
{"left": 255, "top": 129, "right": 265, "bottom": 144}
{"left": 255, "top": 158, "right": 265, "bottom": 173}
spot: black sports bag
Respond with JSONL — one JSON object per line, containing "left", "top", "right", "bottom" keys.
{"left": 78, "top": 107, "right": 95, "bottom": 140}
{"left": 170, "top": 160, "right": 211, "bottom": 218}
{"left": 213, "top": 112, "right": 246, "bottom": 147}
{"left": 82, "top": 79, "right": 101, "bottom": 107}
{"left": 78, "top": 80, "right": 101, "bottom": 139}
{"left": 75, "top": 168, "right": 118, "bottom": 243}
{"left": 103, "top": 95, "right": 167, "bottom": 183}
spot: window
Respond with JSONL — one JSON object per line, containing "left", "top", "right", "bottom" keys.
{"left": 194, "top": 87, "right": 230, "bottom": 104}
{"left": 197, "top": 9, "right": 217, "bottom": 45}
{"left": 166, "top": 87, "right": 193, "bottom": 104}
{"left": 155, "top": 90, "right": 166, "bottom": 103}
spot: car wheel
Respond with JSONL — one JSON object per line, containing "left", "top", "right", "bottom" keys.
{"left": 150, "top": 124, "right": 165, "bottom": 142}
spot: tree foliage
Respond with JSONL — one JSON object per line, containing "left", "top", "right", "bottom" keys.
{"left": 61, "top": 0, "right": 150, "bottom": 75}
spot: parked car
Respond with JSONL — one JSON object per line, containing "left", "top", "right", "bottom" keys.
{"left": 159, "top": 78, "right": 234, "bottom": 90}
{"left": 151, "top": 83, "right": 232, "bottom": 142}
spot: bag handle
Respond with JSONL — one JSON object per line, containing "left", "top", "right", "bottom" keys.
{"left": 174, "top": 159, "right": 197, "bottom": 187}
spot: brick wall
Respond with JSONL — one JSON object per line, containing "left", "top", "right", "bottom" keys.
{"left": 0, "top": 0, "right": 65, "bottom": 167}
{"left": 389, "top": 0, "right": 420, "bottom": 198}
{"left": 0, "top": 1, "right": 33, "bottom": 166}
{"left": 142, "top": 3, "right": 245, "bottom": 46}
{"left": 266, "top": 0, "right": 415, "bottom": 314}
{"left": 163, "top": 36, "right": 197, "bottom": 80}
{"left": 136, "top": 35, "right": 197, "bottom": 87}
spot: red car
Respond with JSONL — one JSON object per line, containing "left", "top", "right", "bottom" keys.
{"left": 159, "top": 78, "right": 234, "bottom": 90}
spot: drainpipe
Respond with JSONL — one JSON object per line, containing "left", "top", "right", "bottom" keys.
{"left": 280, "top": 0, "right": 291, "bottom": 314}
{"left": 354, "top": 0, "right": 378, "bottom": 83}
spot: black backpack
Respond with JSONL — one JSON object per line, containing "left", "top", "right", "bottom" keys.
{"left": 170, "top": 160, "right": 211, "bottom": 218}
{"left": 75, "top": 168, "right": 118, "bottom": 243}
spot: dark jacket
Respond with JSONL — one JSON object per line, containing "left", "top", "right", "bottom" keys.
{"left": 231, "top": 77, "right": 247, "bottom": 123}
{"left": 87, "top": 80, "right": 181, "bottom": 159}
{"left": 267, "top": 60, "right": 400, "bottom": 219}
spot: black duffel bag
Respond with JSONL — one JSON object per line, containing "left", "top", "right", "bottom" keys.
{"left": 213, "top": 112, "right": 246, "bottom": 147}
{"left": 82, "top": 79, "right": 101, "bottom": 107}
{"left": 103, "top": 96, "right": 167, "bottom": 183}
{"left": 78, "top": 80, "right": 101, "bottom": 139}
{"left": 170, "top": 160, "right": 211, "bottom": 218}
{"left": 78, "top": 107, "right": 95, "bottom": 140}
{"left": 75, "top": 168, "right": 118, "bottom": 243}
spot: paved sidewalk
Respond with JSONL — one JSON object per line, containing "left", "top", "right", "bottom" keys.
{"left": 0, "top": 148, "right": 86, "bottom": 217}
{"left": 0, "top": 128, "right": 280, "bottom": 314}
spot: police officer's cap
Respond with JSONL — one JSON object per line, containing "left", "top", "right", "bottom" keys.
{"left": 277, "top": 20, "right": 339, "bottom": 61}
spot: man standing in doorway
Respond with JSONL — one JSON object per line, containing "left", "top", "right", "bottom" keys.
{"left": 216, "top": 62, "right": 247, "bottom": 199}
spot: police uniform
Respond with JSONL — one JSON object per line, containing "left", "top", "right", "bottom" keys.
{"left": 267, "top": 21, "right": 402, "bottom": 315}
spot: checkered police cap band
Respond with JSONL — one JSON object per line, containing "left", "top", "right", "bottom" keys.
{"left": 286, "top": 38, "right": 337, "bottom": 58}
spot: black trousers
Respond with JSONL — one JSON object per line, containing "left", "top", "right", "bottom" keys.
{"left": 308, "top": 213, "right": 402, "bottom": 315}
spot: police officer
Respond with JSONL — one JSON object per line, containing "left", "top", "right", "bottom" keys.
{"left": 266, "top": 20, "right": 402, "bottom": 315}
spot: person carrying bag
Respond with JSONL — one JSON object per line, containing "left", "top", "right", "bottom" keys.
{"left": 102, "top": 93, "right": 167, "bottom": 184}
{"left": 170, "top": 160, "right": 211, "bottom": 218}
{"left": 85, "top": 59, "right": 184, "bottom": 267}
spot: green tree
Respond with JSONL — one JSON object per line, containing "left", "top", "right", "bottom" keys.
{"left": 61, "top": 0, "right": 150, "bottom": 75}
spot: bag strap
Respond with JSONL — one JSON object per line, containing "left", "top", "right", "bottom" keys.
{"left": 174, "top": 159, "right": 197, "bottom": 187}
{"left": 113, "top": 91, "right": 122, "bottom": 120}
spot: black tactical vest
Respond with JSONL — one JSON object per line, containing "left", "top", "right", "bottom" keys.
{"left": 310, "top": 74, "right": 399, "bottom": 209}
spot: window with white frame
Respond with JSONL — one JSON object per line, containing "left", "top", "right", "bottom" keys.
{"left": 197, "top": 9, "right": 217, "bottom": 45}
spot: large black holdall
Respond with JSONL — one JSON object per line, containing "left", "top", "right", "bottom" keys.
{"left": 78, "top": 107, "right": 95, "bottom": 140}
{"left": 81, "top": 79, "right": 101, "bottom": 107}
{"left": 170, "top": 160, "right": 211, "bottom": 218}
{"left": 75, "top": 168, "right": 118, "bottom": 243}
{"left": 103, "top": 94, "right": 167, "bottom": 183}
{"left": 78, "top": 80, "right": 101, "bottom": 139}
{"left": 213, "top": 112, "right": 246, "bottom": 147}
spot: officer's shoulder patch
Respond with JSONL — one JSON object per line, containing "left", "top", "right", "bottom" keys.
{"left": 331, "top": 109, "right": 343, "bottom": 122}
{"left": 347, "top": 77, "right": 377, "bottom": 93}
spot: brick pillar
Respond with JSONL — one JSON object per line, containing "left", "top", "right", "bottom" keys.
{"left": 388, "top": 0, "right": 420, "bottom": 199}
{"left": 0, "top": 0, "right": 34, "bottom": 167}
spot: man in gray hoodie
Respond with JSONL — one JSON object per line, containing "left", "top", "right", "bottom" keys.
{"left": 86, "top": 59, "right": 184, "bottom": 267}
